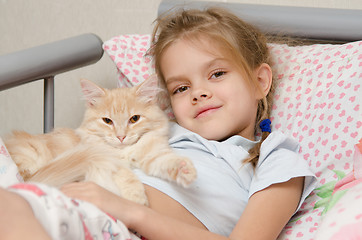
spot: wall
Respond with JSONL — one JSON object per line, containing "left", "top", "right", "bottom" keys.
{"left": 1, "top": 0, "right": 361, "bottom": 137}
{"left": 0, "top": 0, "right": 162, "bottom": 136}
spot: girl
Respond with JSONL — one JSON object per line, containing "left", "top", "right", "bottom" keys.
{"left": 0, "top": 7, "right": 316, "bottom": 240}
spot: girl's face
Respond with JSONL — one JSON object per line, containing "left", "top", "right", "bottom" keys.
{"left": 160, "top": 38, "right": 261, "bottom": 141}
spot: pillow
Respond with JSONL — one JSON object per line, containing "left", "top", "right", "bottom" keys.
{"left": 103, "top": 35, "right": 362, "bottom": 239}
{"left": 103, "top": 34, "right": 154, "bottom": 88}
{"left": 269, "top": 41, "right": 361, "bottom": 182}
{"left": 268, "top": 41, "right": 361, "bottom": 239}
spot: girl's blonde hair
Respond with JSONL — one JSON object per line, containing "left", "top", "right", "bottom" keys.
{"left": 150, "top": 7, "right": 275, "bottom": 168}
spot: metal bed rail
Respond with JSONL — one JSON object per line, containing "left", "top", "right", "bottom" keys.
{"left": 158, "top": 0, "right": 362, "bottom": 42}
{"left": 0, "top": 33, "right": 104, "bottom": 133}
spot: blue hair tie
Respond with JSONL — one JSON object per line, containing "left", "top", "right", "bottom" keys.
{"left": 260, "top": 119, "right": 271, "bottom": 133}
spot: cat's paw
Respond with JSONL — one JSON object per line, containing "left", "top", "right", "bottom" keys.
{"left": 168, "top": 157, "right": 197, "bottom": 187}
{"left": 118, "top": 183, "right": 149, "bottom": 206}
{"left": 125, "top": 191, "right": 149, "bottom": 206}
{"left": 111, "top": 169, "right": 149, "bottom": 206}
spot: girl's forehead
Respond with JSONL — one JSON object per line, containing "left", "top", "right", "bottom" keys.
{"left": 161, "top": 38, "right": 229, "bottom": 71}
{"left": 166, "top": 36, "right": 228, "bottom": 60}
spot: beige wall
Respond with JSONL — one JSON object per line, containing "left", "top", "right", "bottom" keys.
{"left": 1, "top": 0, "right": 361, "bottom": 137}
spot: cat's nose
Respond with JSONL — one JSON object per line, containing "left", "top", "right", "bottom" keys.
{"left": 117, "top": 136, "right": 125, "bottom": 143}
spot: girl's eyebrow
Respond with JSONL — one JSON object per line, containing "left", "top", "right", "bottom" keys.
{"left": 206, "top": 57, "right": 228, "bottom": 67}
{"left": 165, "top": 76, "right": 182, "bottom": 85}
{"left": 205, "top": 58, "right": 232, "bottom": 74}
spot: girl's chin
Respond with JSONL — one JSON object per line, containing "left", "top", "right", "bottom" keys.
{"left": 195, "top": 128, "right": 231, "bottom": 141}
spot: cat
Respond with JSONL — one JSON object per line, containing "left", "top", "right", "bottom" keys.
{"left": 4, "top": 76, "right": 197, "bottom": 205}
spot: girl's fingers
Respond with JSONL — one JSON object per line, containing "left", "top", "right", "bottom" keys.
{"left": 61, "top": 182, "right": 93, "bottom": 199}
{"left": 60, "top": 182, "right": 111, "bottom": 210}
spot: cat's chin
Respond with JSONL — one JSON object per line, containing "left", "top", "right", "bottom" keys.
{"left": 109, "top": 141, "right": 134, "bottom": 149}
{"left": 110, "top": 143, "right": 128, "bottom": 149}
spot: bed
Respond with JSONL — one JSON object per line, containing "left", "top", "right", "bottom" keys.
{"left": 0, "top": 0, "right": 361, "bottom": 239}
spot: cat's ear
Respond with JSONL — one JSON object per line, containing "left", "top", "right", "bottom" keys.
{"left": 80, "top": 79, "right": 106, "bottom": 107}
{"left": 135, "top": 74, "right": 163, "bottom": 103}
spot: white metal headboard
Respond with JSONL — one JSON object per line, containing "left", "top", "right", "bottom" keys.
{"left": 158, "top": 0, "right": 362, "bottom": 42}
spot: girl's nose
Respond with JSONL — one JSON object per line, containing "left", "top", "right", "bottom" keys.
{"left": 191, "top": 88, "right": 211, "bottom": 104}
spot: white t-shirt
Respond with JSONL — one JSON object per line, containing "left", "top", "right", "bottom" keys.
{"left": 135, "top": 123, "right": 317, "bottom": 236}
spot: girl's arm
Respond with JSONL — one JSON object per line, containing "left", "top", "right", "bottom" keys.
{"left": 230, "top": 176, "right": 304, "bottom": 240}
{"left": 61, "top": 177, "right": 304, "bottom": 240}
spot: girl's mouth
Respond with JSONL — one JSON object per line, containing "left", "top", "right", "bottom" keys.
{"left": 195, "top": 106, "right": 221, "bottom": 119}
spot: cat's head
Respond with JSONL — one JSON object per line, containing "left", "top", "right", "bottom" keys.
{"left": 79, "top": 76, "right": 169, "bottom": 148}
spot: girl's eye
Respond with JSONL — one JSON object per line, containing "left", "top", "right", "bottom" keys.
{"left": 129, "top": 115, "right": 140, "bottom": 123}
{"left": 102, "top": 117, "right": 113, "bottom": 125}
{"left": 173, "top": 86, "right": 189, "bottom": 94}
{"left": 211, "top": 70, "right": 226, "bottom": 79}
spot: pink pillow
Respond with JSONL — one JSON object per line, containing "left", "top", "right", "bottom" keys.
{"left": 268, "top": 41, "right": 361, "bottom": 239}
{"left": 268, "top": 42, "right": 361, "bottom": 185}
{"left": 103, "top": 34, "right": 154, "bottom": 88}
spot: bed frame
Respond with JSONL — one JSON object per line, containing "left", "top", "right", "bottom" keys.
{"left": 158, "top": 0, "right": 362, "bottom": 42}
{"left": 0, "top": 1, "right": 361, "bottom": 133}
{"left": 0, "top": 34, "right": 103, "bottom": 133}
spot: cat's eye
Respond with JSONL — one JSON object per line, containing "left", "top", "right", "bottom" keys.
{"left": 129, "top": 115, "right": 140, "bottom": 123}
{"left": 102, "top": 117, "right": 113, "bottom": 125}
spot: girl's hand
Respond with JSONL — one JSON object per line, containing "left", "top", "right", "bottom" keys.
{"left": 61, "top": 182, "right": 119, "bottom": 215}
{"left": 60, "top": 182, "right": 141, "bottom": 227}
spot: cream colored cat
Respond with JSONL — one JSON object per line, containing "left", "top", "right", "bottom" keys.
{"left": 4, "top": 76, "right": 197, "bottom": 205}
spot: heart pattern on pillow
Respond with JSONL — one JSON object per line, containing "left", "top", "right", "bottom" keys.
{"left": 269, "top": 42, "right": 361, "bottom": 185}
{"left": 268, "top": 42, "right": 361, "bottom": 239}
{"left": 103, "top": 34, "right": 154, "bottom": 88}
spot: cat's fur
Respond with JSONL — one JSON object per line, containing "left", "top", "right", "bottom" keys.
{"left": 4, "top": 76, "right": 197, "bottom": 205}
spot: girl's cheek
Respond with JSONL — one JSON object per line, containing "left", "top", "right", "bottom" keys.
{"left": 171, "top": 97, "right": 181, "bottom": 109}
{"left": 171, "top": 100, "right": 185, "bottom": 117}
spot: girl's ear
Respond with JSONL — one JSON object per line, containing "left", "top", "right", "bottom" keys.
{"left": 136, "top": 74, "right": 163, "bottom": 103}
{"left": 255, "top": 63, "right": 273, "bottom": 99}
{"left": 80, "top": 78, "right": 106, "bottom": 107}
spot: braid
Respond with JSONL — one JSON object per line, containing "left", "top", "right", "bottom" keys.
{"left": 244, "top": 95, "right": 274, "bottom": 168}
{"left": 245, "top": 131, "right": 271, "bottom": 168}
